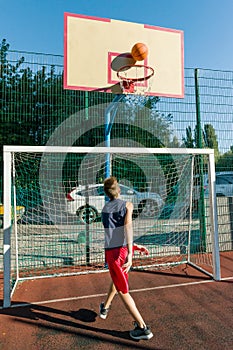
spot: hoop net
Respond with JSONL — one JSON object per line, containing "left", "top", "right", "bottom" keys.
{"left": 117, "top": 64, "right": 155, "bottom": 95}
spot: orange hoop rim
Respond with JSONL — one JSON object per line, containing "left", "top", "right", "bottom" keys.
{"left": 117, "top": 64, "right": 155, "bottom": 83}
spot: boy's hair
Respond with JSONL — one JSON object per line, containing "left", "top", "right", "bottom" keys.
{"left": 104, "top": 176, "right": 119, "bottom": 200}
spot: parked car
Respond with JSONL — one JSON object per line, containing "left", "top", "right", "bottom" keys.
{"left": 66, "top": 183, "right": 164, "bottom": 224}
{"left": 194, "top": 171, "right": 233, "bottom": 199}
{"left": 207, "top": 171, "right": 233, "bottom": 197}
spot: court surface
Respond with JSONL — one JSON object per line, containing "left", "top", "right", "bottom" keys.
{"left": 0, "top": 251, "right": 232, "bottom": 350}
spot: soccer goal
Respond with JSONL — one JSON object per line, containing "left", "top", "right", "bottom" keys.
{"left": 3, "top": 145, "right": 221, "bottom": 307}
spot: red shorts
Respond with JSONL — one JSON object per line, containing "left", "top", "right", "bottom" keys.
{"left": 105, "top": 246, "right": 129, "bottom": 294}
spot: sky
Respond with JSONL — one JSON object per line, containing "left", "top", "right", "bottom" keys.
{"left": 0, "top": 0, "right": 233, "bottom": 71}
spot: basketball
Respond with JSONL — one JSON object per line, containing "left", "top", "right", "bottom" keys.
{"left": 131, "top": 42, "right": 148, "bottom": 61}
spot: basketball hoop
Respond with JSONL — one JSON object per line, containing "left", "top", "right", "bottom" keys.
{"left": 117, "top": 64, "right": 155, "bottom": 95}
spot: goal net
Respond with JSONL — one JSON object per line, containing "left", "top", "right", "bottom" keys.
{"left": 3, "top": 146, "right": 220, "bottom": 307}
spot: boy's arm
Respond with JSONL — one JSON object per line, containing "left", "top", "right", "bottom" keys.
{"left": 122, "top": 201, "right": 133, "bottom": 273}
{"left": 133, "top": 244, "right": 149, "bottom": 256}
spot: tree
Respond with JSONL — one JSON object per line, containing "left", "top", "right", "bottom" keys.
{"left": 0, "top": 39, "right": 91, "bottom": 148}
{"left": 203, "top": 124, "right": 220, "bottom": 160}
{"left": 216, "top": 145, "right": 233, "bottom": 171}
{"left": 182, "top": 123, "right": 219, "bottom": 159}
{"left": 0, "top": 39, "right": 33, "bottom": 145}
{"left": 182, "top": 126, "right": 194, "bottom": 148}
{"left": 169, "top": 135, "right": 180, "bottom": 148}
{"left": 125, "top": 95, "right": 175, "bottom": 147}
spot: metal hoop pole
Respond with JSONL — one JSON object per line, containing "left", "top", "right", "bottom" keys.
{"left": 104, "top": 94, "right": 124, "bottom": 179}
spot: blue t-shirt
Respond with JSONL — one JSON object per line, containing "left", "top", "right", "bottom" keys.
{"left": 101, "top": 198, "right": 127, "bottom": 249}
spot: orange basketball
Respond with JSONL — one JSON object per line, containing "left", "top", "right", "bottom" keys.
{"left": 131, "top": 43, "right": 148, "bottom": 61}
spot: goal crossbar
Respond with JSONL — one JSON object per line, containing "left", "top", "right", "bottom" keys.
{"left": 3, "top": 145, "right": 215, "bottom": 155}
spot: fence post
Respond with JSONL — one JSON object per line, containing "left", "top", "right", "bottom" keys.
{"left": 195, "top": 68, "right": 207, "bottom": 251}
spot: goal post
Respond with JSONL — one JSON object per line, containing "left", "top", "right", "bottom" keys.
{"left": 3, "top": 145, "right": 221, "bottom": 308}
{"left": 3, "top": 149, "right": 12, "bottom": 308}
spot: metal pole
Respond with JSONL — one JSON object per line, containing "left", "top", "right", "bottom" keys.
{"left": 195, "top": 69, "right": 202, "bottom": 149}
{"left": 187, "top": 155, "right": 195, "bottom": 261}
{"left": 104, "top": 94, "right": 124, "bottom": 179}
{"left": 208, "top": 152, "right": 221, "bottom": 280}
{"left": 85, "top": 91, "right": 89, "bottom": 120}
{"left": 3, "top": 149, "right": 12, "bottom": 308}
{"left": 84, "top": 91, "right": 90, "bottom": 264}
{"left": 195, "top": 68, "right": 207, "bottom": 251}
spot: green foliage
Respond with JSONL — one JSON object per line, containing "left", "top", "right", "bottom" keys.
{"left": 0, "top": 39, "right": 87, "bottom": 147}
{"left": 216, "top": 146, "right": 233, "bottom": 171}
{"left": 182, "top": 123, "right": 219, "bottom": 159}
{"left": 182, "top": 126, "right": 195, "bottom": 148}
{"left": 203, "top": 124, "right": 220, "bottom": 159}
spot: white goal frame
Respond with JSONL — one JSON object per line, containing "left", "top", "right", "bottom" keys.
{"left": 3, "top": 145, "right": 221, "bottom": 308}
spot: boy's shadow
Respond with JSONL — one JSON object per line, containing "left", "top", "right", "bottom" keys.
{"left": 71, "top": 308, "right": 97, "bottom": 322}
{"left": 1, "top": 304, "right": 131, "bottom": 341}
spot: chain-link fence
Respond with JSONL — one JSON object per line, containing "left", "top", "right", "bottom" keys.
{"left": 0, "top": 49, "right": 233, "bottom": 273}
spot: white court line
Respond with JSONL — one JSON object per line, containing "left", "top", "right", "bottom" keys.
{"left": 1, "top": 276, "right": 232, "bottom": 310}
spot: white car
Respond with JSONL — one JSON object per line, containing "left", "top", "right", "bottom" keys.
{"left": 206, "top": 171, "right": 233, "bottom": 197}
{"left": 66, "top": 183, "right": 164, "bottom": 224}
{"left": 194, "top": 171, "right": 233, "bottom": 199}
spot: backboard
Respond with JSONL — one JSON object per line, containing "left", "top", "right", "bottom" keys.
{"left": 64, "top": 13, "right": 184, "bottom": 98}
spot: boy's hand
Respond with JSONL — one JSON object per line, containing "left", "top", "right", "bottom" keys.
{"left": 139, "top": 246, "right": 149, "bottom": 255}
{"left": 122, "top": 253, "right": 132, "bottom": 273}
{"left": 133, "top": 244, "right": 149, "bottom": 256}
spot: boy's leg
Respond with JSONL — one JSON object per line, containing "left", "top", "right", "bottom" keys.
{"left": 104, "top": 281, "right": 117, "bottom": 308}
{"left": 99, "top": 282, "right": 117, "bottom": 319}
{"left": 119, "top": 292, "right": 153, "bottom": 340}
{"left": 118, "top": 291, "right": 146, "bottom": 328}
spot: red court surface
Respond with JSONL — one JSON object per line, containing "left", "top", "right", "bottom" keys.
{"left": 0, "top": 251, "right": 232, "bottom": 350}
